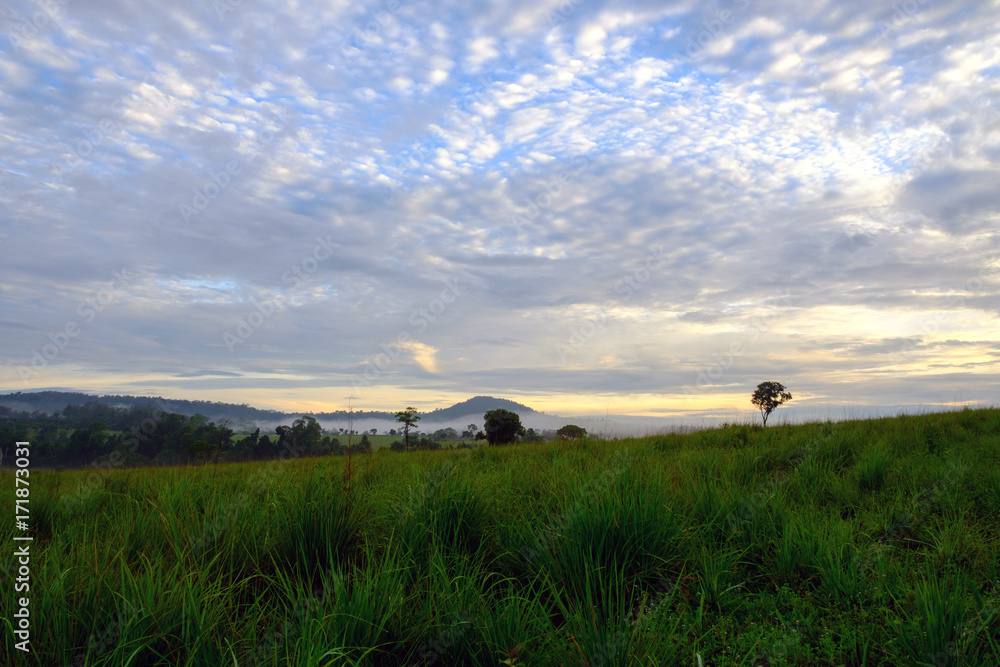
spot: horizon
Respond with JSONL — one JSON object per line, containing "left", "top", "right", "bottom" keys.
{"left": 3, "top": 1, "right": 998, "bottom": 418}
{"left": 3, "top": 388, "right": 995, "bottom": 437}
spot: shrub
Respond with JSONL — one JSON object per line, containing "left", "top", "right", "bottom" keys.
{"left": 556, "top": 424, "right": 587, "bottom": 441}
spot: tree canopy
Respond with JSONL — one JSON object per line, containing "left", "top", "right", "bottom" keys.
{"left": 483, "top": 408, "right": 525, "bottom": 446}
{"left": 556, "top": 424, "right": 587, "bottom": 440}
{"left": 751, "top": 381, "right": 792, "bottom": 426}
{"left": 394, "top": 407, "right": 420, "bottom": 452}
{"left": 291, "top": 415, "right": 322, "bottom": 454}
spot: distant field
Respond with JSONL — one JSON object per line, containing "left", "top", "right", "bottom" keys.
{"left": 229, "top": 433, "right": 484, "bottom": 450}
{"left": 3, "top": 408, "right": 999, "bottom": 665}
{"left": 314, "top": 434, "right": 483, "bottom": 450}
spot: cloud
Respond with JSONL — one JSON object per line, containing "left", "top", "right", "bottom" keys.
{"left": 466, "top": 35, "right": 500, "bottom": 69}
{"left": 402, "top": 341, "right": 440, "bottom": 373}
{"left": 0, "top": 0, "right": 998, "bottom": 421}
{"left": 901, "top": 169, "right": 1000, "bottom": 233}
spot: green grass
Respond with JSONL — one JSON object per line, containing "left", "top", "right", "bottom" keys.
{"left": 231, "top": 433, "right": 485, "bottom": 451}
{"left": 2, "top": 407, "right": 1000, "bottom": 665}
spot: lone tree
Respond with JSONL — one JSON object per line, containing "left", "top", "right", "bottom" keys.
{"left": 483, "top": 408, "right": 525, "bottom": 446}
{"left": 751, "top": 381, "right": 792, "bottom": 427}
{"left": 556, "top": 424, "right": 587, "bottom": 441}
{"left": 394, "top": 407, "right": 420, "bottom": 452}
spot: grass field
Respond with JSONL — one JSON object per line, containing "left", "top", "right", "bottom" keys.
{"left": 3, "top": 407, "right": 1000, "bottom": 666}
{"left": 314, "top": 434, "right": 483, "bottom": 450}
{"left": 231, "top": 433, "right": 482, "bottom": 451}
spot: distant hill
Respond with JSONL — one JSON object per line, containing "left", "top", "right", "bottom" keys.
{"left": 419, "top": 395, "right": 537, "bottom": 422}
{"left": 0, "top": 391, "right": 287, "bottom": 423}
{"left": 0, "top": 391, "right": 537, "bottom": 426}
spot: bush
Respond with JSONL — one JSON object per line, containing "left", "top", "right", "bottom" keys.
{"left": 556, "top": 425, "right": 587, "bottom": 441}
{"left": 523, "top": 427, "right": 545, "bottom": 443}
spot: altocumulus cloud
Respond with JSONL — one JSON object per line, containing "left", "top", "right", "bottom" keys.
{"left": 0, "top": 0, "right": 998, "bottom": 421}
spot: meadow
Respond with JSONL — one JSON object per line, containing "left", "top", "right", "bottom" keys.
{"left": 2, "top": 407, "right": 999, "bottom": 666}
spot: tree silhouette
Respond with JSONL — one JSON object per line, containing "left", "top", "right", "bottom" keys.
{"left": 291, "top": 415, "right": 321, "bottom": 454}
{"left": 751, "top": 381, "right": 792, "bottom": 427}
{"left": 394, "top": 407, "right": 420, "bottom": 452}
{"left": 483, "top": 409, "right": 525, "bottom": 446}
{"left": 556, "top": 424, "right": 587, "bottom": 440}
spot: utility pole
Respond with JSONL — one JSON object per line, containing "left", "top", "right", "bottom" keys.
{"left": 343, "top": 398, "right": 353, "bottom": 493}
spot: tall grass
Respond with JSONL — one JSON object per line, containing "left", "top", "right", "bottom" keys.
{"left": 2, "top": 407, "right": 999, "bottom": 665}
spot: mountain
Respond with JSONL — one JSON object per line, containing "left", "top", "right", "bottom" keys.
{"left": 0, "top": 390, "right": 684, "bottom": 437}
{"left": 0, "top": 390, "right": 537, "bottom": 426}
{"left": 419, "top": 396, "right": 536, "bottom": 422}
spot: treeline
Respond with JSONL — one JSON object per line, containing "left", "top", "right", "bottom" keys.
{"left": 0, "top": 403, "right": 238, "bottom": 467}
{"left": 0, "top": 403, "right": 484, "bottom": 469}
{"left": 0, "top": 390, "right": 288, "bottom": 422}
{"left": 0, "top": 390, "right": 400, "bottom": 425}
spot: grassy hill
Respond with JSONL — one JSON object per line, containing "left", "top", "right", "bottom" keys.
{"left": 3, "top": 407, "right": 999, "bottom": 665}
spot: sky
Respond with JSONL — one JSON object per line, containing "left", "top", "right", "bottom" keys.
{"left": 1, "top": 0, "right": 998, "bottom": 426}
